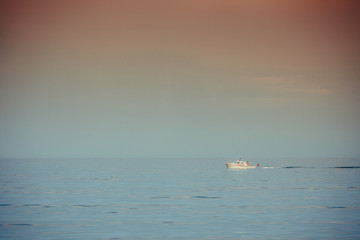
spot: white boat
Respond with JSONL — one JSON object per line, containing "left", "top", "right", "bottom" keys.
{"left": 225, "top": 159, "right": 259, "bottom": 169}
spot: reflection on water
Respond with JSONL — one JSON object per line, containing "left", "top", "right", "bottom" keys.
{"left": 0, "top": 158, "right": 360, "bottom": 239}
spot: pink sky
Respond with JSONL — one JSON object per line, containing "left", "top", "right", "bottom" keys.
{"left": 2, "top": 0, "right": 359, "bottom": 93}
{"left": 1, "top": 0, "right": 359, "bottom": 158}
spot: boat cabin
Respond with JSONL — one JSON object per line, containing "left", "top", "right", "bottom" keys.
{"left": 236, "top": 160, "right": 249, "bottom": 166}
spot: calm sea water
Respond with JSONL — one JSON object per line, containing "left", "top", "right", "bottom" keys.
{"left": 0, "top": 158, "right": 359, "bottom": 239}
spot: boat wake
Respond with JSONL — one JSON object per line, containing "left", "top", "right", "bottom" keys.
{"left": 262, "top": 166, "right": 360, "bottom": 169}
{"left": 282, "top": 166, "right": 316, "bottom": 169}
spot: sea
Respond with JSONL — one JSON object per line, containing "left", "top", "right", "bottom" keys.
{"left": 0, "top": 157, "right": 359, "bottom": 240}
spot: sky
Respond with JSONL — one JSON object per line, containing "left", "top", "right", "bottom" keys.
{"left": 1, "top": 0, "right": 359, "bottom": 159}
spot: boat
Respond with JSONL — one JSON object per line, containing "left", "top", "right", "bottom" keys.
{"left": 225, "top": 158, "right": 259, "bottom": 169}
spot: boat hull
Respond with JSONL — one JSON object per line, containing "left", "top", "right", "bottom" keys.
{"left": 225, "top": 162, "right": 257, "bottom": 169}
